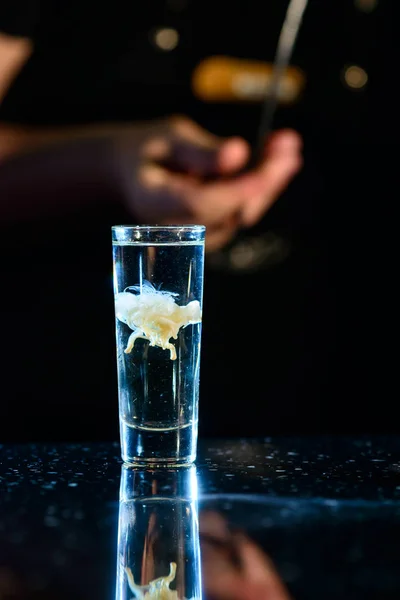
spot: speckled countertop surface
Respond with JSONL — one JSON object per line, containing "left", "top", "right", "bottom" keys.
{"left": 1, "top": 436, "right": 400, "bottom": 599}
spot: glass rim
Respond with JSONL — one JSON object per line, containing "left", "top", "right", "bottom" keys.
{"left": 112, "top": 224, "right": 206, "bottom": 232}
{"left": 112, "top": 224, "right": 206, "bottom": 244}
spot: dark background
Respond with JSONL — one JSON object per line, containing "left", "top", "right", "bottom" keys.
{"left": 0, "top": 0, "right": 396, "bottom": 441}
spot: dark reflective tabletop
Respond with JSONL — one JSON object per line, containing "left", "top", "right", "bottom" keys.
{"left": 1, "top": 436, "right": 400, "bottom": 599}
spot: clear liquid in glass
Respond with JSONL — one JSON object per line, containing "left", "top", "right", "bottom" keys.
{"left": 113, "top": 241, "right": 204, "bottom": 465}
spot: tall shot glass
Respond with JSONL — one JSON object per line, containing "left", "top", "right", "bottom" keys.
{"left": 112, "top": 225, "right": 205, "bottom": 465}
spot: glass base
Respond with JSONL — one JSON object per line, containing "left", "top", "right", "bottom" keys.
{"left": 120, "top": 418, "right": 197, "bottom": 467}
{"left": 122, "top": 456, "right": 195, "bottom": 467}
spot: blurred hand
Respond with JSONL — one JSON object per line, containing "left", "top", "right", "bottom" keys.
{"left": 115, "top": 116, "right": 302, "bottom": 252}
{"left": 200, "top": 511, "right": 292, "bottom": 600}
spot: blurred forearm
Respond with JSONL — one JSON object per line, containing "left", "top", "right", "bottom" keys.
{"left": 0, "top": 131, "right": 121, "bottom": 222}
{"left": 0, "top": 121, "right": 131, "bottom": 162}
{"left": 0, "top": 122, "right": 61, "bottom": 161}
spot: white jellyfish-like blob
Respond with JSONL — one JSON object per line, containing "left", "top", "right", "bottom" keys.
{"left": 125, "top": 562, "right": 180, "bottom": 600}
{"left": 115, "top": 280, "right": 201, "bottom": 360}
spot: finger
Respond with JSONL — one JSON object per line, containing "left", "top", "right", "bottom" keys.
{"left": 266, "top": 128, "right": 303, "bottom": 157}
{"left": 140, "top": 117, "right": 218, "bottom": 173}
{"left": 185, "top": 179, "right": 245, "bottom": 225}
{"left": 132, "top": 163, "right": 194, "bottom": 221}
{"left": 205, "top": 221, "right": 239, "bottom": 253}
{"left": 218, "top": 137, "right": 249, "bottom": 174}
{"left": 200, "top": 511, "right": 232, "bottom": 539}
{"left": 165, "top": 116, "right": 249, "bottom": 176}
{"left": 235, "top": 534, "right": 292, "bottom": 600}
{"left": 169, "top": 115, "right": 221, "bottom": 147}
{"left": 138, "top": 162, "right": 197, "bottom": 195}
{"left": 138, "top": 160, "right": 245, "bottom": 227}
{"left": 168, "top": 137, "right": 247, "bottom": 176}
{"left": 239, "top": 129, "right": 303, "bottom": 227}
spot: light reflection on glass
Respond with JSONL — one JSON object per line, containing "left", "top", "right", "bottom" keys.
{"left": 116, "top": 465, "right": 201, "bottom": 600}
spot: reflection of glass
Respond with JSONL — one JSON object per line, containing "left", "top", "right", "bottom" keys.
{"left": 116, "top": 465, "right": 201, "bottom": 600}
{"left": 112, "top": 225, "right": 205, "bottom": 466}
